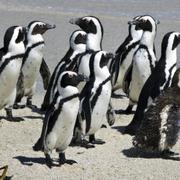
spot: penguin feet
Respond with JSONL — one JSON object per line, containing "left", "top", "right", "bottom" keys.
{"left": 0, "top": 165, "right": 8, "bottom": 180}
{"left": 81, "top": 139, "right": 95, "bottom": 149}
{"left": 26, "top": 98, "right": 38, "bottom": 109}
{"left": 45, "top": 153, "right": 53, "bottom": 169}
{"left": 59, "top": 153, "right": 77, "bottom": 166}
{"left": 106, "top": 108, "right": 115, "bottom": 126}
{"left": 5, "top": 108, "right": 24, "bottom": 122}
{"left": 13, "top": 103, "right": 26, "bottom": 109}
{"left": 89, "top": 135, "right": 105, "bottom": 145}
{"left": 161, "top": 149, "right": 179, "bottom": 157}
{"left": 33, "top": 137, "right": 43, "bottom": 152}
{"left": 115, "top": 105, "right": 134, "bottom": 115}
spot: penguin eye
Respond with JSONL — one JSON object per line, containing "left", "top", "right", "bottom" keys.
{"left": 68, "top": 74, "right": 73, "bottom": 78}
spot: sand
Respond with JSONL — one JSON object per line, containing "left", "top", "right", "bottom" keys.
{"left": 0, "top": 1, "right": 180, "bottom": 180}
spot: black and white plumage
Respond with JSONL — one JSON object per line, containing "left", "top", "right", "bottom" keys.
{"left": 75, "top": 51, "right": 113, "bottom": 147}
{"left": 15, "top": 21, "right": 55, "bottom": 108}
{"left": 125, "top": 15, "right": 159, "bottom": 113}
{"left": 34, "top": 71, "right": 87, "bottom": 168}
{"left": 0, "top": 26, "right": 25, "bottom": 120}
{"left": 41, "top": 30, "right": 87, "bottom": 111}
{"left": 70, "top": 15, "right": 115, "bottom": 127}
{"left": 112, "top": 16, "right": 143, "bottom": 92}
{"left": 125, "top": 32, "right": 180, "bottom": 135}
{"left": 133, "top": 68, "right": 180, "bottom": 156}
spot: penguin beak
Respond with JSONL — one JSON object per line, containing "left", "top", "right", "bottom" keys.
{"left": 44, "top": 23, "right": 56, "bottom": 30}
{"left": 128, "top": 20, "right": 140, "bottom": 25}
{"left": 69, "top": 18, "right": 81, "bottom": 25}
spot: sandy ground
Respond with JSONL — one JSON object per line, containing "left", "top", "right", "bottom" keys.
{"left": 0, "top": 1, "right": 180, "bottom": 180}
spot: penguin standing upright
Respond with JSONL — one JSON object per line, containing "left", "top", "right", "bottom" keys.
{"left": 125, "top": 32, "right": 180, "bottom": 135}
{"left": 41, "top": 30, "right": 87, "bottom": 111}
{"left": 35, "top": 71, "right": 87, "bottom": 168}
{"left": 0, "top": 26, "right": 25, "bottom": 120}
{"left": 70, "top": 15, "right": 115, "bottom": 127}
{"left": 75, "top": 51, "right": 113, "bottom": 147}
{"left": 15, "top": 21, "right": 55, "bottom": 108}
{"left": 125, "top": 15, "right": 159, "bottom": 113}
{"left": 133, "top": 68, "right": 180, "bottom": 156}
{"left": 112, "top": 15, "right": 143, "bottom": 93}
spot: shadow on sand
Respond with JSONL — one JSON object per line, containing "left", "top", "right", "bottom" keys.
{"left": 122, "top": 147, "right": 180, "bottom": 161}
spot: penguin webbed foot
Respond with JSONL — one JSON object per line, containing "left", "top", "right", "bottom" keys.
{"left": 13, "top": 103, "right": 26, "bottom": 109}
{"left": 106, "top": 108, "right": 115, "bottom": 126}
{"left": 89, "top": 135, "right": 105, "bottom": 145}
{"left": 45, "top": 153, "right": 53, "bottom": 169}
{"left": 115, "top": 105, "right": 134, "bottom": 115}
{"left": 161, "top": 149, "right": 179, "bottom": 157}
{"left": 80, "top": 139, "right": 95, "bottom": 149}
{"left": 33, "top": 137, "right": 43, "bottom": 152}
{"left": 26, "top": 98, "right": 38, "bottom": 109}
{"left": 59, "top": 153, "right": 77, "bottom": 166}
{"left": 5, "top": 108, "right": 24, "bottom": 122}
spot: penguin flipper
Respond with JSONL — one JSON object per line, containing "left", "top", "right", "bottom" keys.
{"left": 122, "top": 63, "right": 133, "bottom": 94}
{"left": 15, "top": 71, "right": 25, "bottom": 104}
{"left": 40, "top": 58, "right": 51, "bottom": 90}
{"left": 33, "top": 104, "right": 55, "bottom": 151}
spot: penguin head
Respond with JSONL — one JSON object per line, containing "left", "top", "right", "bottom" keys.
{"left": 4, "top": 26, "right": 26, "bottom": 54}
{"left": 60, "top": 71, "right": 88, "bottom": 88}
{"left": 27, "top": 21, "right": 56, "bottom": 36}
{"left": 69, "top": 16, "right": 103, "bottom": 36}
{"left": 128, "top": 15, "right": 160, "bottom": 32}
{"left": 161, "top": 32, "right": 180, "bottom": 54}
{"left": 69, "top": 30, "right": 87, "bottom": 52}
{"left": 129, "top": 15, "right": 143, "bottom": 40}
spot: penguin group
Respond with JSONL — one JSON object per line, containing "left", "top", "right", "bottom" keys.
{"left": 0, "top": 13, "right": 180, "bottom": 169}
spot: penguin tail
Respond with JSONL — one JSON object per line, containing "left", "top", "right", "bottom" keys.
{"left": 32, "top": 137, "right": 44, "bottom": 152}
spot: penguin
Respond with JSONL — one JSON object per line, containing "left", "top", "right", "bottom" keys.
{"left": 15, "top": 21, "right": 55, "bottom": 108}
{"left": 133, "top": 68, "right": 180, "bottom": 157}
{"left": 124, "top": 32, "right": 180, "bottom": 135}
{"left": 112, "top": 15, "right": 143, "bottom": 93}
{"left": 70, "top": 15, "right": 115, "bottom": 127}
{"left": 0, "top": 26, "right": 25, "bottom": 121}
{"left": 124, "top": 15, "right": 159, "bottom": 114}
{"left": 34, "top": 71, "right": 87, "bottom": 168}
{"left": 41, "top": 30, "right": 87, "bottom": 111}
{"left": 75, "top": 51, "right": 113, "bottom": 147}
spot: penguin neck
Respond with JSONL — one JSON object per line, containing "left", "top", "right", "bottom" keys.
{"left": 8, "top": 42, "right": 25, "bottom": 56}
{"left": 59, "top": 86, "right": 79, "bottom": 98}
{"left": 165, "top": 47, "right": 177, "bottom": 65}
{"left": 27, "top": 34, "right": 44, "bottom": 46}
{"left": 140, "top": 31, "right": 156, "bottom": 50}
{"left": 95, "top": 66, "right": 110, "bottom": 81}
{"left": 86, "top": 33, "right": 102, "bottom": 51}
{"left": 73, "top": 44, "right": 86, "bottom": 55}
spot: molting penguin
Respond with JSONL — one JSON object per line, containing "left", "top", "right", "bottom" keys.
{"left": 34, "top": 71, "right": 87, "bottom": 168}
{"left": 41, "top": 30, "right": 87, "bottom": 111}
{"left": 125, "top": 32, "right": 180, "bottom": 135}
{"left": 70, "top": 15, "right": 115, "bottom": 127}
{"left": 15, "top": 21, "right": 55, "bottom": 108}
{"left": 0, "top": 26, "right": 25, "bottom": 121}
{"left": 125, "top": 15, "right": 159, "bottom": 114}
{"left": 133, "top": 68, "right": 180, "bottom": 157}
{"left": 75, "top": 51, "right": 113, "bottom": 147}
{"left": 112, "top": 15, "right": 143, "bottom": 93}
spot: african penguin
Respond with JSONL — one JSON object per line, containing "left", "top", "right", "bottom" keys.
{"left": 15, "top": 21, "right": 55, "bottom": 108}
{"left": 41, "top": 30, "right": 87, "bottom": 111}
{"left": 34, "top": 71, "right": 87, "bottom": 168}
{"left": 70, "top": 15, "right": 115, "bottom": 127}
{"left": 124, "top": 15, "right": 159, "bottom": 114}
{"left": 74, "top": 51, "right": 113, "bottom": 147}
{"left": 0, "top": 26, "right": 25, "bottom": 121}
{"left": 125, "top": 32, "right": 180, "bottom": 135}
{"left": 133, "top": 68, "right": 180, "bottom": 157}
{"left": 112, "top": 15, "right": 143, "bottom": 93}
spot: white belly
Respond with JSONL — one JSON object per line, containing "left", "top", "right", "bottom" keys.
{"left": 129, "top": 49, "right": 155, "bottom": 102}
{"left": 87, "top": 82, "right": 112, "bottom": 135}
{"left": 22, "top": 49, "right": 43, "bottom": 96}
{"left": 0, "top": 59, "right": 22, "bottom": 109}
{"left": 45, "top": 99, "right": 79, "bottom": 152}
